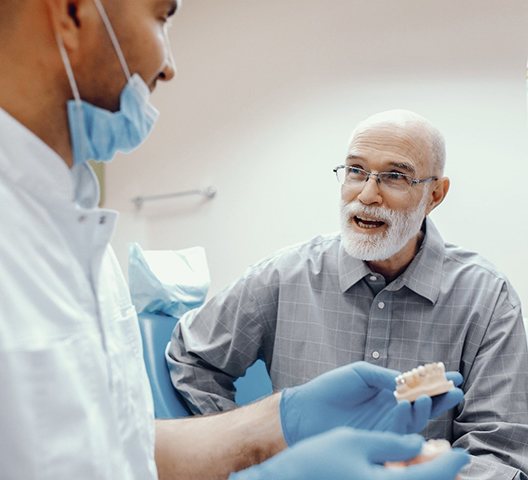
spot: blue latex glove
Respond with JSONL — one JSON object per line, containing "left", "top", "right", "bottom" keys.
{"left": 280, "top": 361, "right": 464, "bottom": 445}
{"left": 229, "top": 429, "right": 469, "bottom": 480}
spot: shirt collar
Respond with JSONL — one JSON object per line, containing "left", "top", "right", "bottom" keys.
{"left": 338, "top": 217, "right": 445, "bottom": 304}
{"left": 337, "top": 242, "right": 372, "bottom": 292}
{"left": 390, "top": 218, "right": 445, "bottom": 304}
{"left": 0, "top": 108, "right": 99, "bottom": 209}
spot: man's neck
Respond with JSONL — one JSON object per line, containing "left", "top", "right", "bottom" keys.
{"left": 366, "top": 229, "right": 425, "bottom": 283}
{"left": 0, "top": 30, "right": 74, "bottom": 167}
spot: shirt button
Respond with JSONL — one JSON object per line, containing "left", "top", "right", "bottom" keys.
{"left": 372, "top": 351, "right": 380, "bottom": 359}
{"left": 369, "top": 275, "right": 377, "bottom": 281}
{"left": 378, "top": 301, "right": 385, "bottom": 309}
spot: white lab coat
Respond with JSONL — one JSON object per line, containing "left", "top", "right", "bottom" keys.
{"left": 0, "top": 109, "right": 157, "bottom": 479}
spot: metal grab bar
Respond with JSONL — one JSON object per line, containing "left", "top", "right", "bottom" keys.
{"left": 132, "top": 186, "right": 217, "bottom": 210}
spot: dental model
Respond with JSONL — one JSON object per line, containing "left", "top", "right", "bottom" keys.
{"left": 394, "top": 362, "right": 454, "bottom": 402}
{"left": 412, "top": 439, "right": 453, "bottom": 464}
{"left": 386, "top": 439, "right": 458, "bottom": 477}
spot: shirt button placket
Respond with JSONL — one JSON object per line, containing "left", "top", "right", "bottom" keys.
{"left": 365, "top": 294, "right": 389, "bottom": 366}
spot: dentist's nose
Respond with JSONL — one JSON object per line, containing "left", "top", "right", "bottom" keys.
{"left": 159, "top": 31, "right": 176, "bottom": 82}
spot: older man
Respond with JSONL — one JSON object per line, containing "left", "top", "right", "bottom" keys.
{"left": 168, "top": 110, "right": 528, "bottom": 479}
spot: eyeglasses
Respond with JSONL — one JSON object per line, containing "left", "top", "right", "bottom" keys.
{"left": 333, "top": 165, "right": 438, "bottom": 192}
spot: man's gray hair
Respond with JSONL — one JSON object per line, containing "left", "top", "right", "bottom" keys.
{"left": 349, "top": 110, "right": 446, "bottom": 176}
{"left": 429, "top": 126, "right": 446, "bottom": 175}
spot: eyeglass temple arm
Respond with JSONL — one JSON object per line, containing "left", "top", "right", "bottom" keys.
{"left": 411, "top": 176, "right": 439, "bottom": 185}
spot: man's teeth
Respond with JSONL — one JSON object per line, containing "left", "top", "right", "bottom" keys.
{"left": 354, "top": 216, "right": 385, "bottom": 229}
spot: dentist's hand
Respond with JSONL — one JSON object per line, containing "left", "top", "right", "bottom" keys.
{"left": 229, "top": 429, "right": 469, "bottom": 480}
{"left": 280, "top": 361, "right": 463, "bottom": 445}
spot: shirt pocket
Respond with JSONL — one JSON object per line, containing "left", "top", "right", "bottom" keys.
{"left": 0, "top": 335, "right": 112, "bottom": 479}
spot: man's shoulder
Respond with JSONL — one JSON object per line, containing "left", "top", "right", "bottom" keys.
{"left": 442, "top": 242, "right": 520, "bottom": 307}
{"left": 443, "top": 242, "right": 506, "bottom": 280}
{"left": 254, "top": 233, "right": 340, "bottom": 268}
{"left": 0, "top": 175, "right": 34, "bottom": 247}
{"left": 274, "top": 232, "right": 340, "bottom": 257}
{"left": 0, "top": 171, "right": 56, "bottom": 252}
{"left": 239, "top": 234, "right": 340, "bottom": 284}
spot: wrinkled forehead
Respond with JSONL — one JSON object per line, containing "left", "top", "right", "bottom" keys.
{"left": 347, "top": 122, "right": 433, "bottom": 173}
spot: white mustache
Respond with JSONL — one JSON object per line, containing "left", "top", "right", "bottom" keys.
{"left": 342, "top": 201, "right": 394, "bottom": 226}
{"left": 340, "top": 194, "right": 428, "bottom": 261}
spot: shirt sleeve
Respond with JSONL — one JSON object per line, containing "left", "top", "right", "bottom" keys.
{"left": 452, "top": 283, "right": 528, "bottom": 480}
{"left": 166, "top": 261, "right": 279, "bottom": 414}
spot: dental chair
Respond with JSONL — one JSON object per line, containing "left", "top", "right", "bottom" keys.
{"left": 138, "top": 311, "right": 272, "bottom": 419}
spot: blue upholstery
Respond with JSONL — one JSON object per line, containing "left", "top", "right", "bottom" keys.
{"left": 137, "top": 312, "right": 272, "bottom": 418}
{"left": 233, "top": 357, "right": 272, "bottom": 406}
{"left": 138, "top": 312, "right": 192, "bottom": 418}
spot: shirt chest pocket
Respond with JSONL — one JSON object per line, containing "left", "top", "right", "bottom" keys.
{"left": 0, "top": 335, "right": 114, "bottom": 479}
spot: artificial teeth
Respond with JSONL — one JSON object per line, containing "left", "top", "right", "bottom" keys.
{"left": 394, "top": 362, "right": 455, "bottom": 402}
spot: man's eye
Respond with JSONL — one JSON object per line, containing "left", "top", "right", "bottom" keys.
{"left": 347, "top": 167, "right": 363, "bottom": 175}
{"left": 385, "top": 172, "right": 405, "bottom": 180}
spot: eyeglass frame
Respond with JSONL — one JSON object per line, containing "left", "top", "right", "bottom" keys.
{"left": 332, "top": 165, "right": 438, "bottom": 189}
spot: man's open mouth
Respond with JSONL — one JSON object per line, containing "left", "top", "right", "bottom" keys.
{"left": 353, "top": 215, "right": 386, "bottom": 229}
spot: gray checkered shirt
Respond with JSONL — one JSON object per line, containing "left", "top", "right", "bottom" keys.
{"left": 167, "top": 218, "right": 528, "bottom": 479}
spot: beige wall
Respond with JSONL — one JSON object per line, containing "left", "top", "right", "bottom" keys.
{"left": 106, "top": 0, "right": 528, "bottom": 310}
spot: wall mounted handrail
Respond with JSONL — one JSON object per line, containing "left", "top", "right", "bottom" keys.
{"left": 132, "top": 186, "right": 217, "bottom": 210}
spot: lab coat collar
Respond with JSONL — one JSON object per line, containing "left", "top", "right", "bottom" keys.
{"left": 0, "top": 108, "right": 99, "bottom": 209}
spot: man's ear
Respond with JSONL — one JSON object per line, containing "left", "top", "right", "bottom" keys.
{"left": 425, "top": 176, "right": 449, "bottom": 215}
{"left": 44, "top": 0, "right": 85, "bottom": 52}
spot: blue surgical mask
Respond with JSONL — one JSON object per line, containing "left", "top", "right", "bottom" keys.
{"left": 65, "top": 74, "right": 159, "bottom": 165}
{"left": 57, "top": 0, "right": 160, "bottom": 166}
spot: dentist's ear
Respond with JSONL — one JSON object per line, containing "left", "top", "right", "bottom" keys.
{"left": 425, "top": 177, "right": 449, "bottom": 216}
{"left": 45, "top": 0, "right": 95, "bottom": 52}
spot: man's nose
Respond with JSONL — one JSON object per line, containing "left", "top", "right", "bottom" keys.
{"left": 159, "top": 54, "right": 176, "bottom": 82}
{"left": 159, "top": 33, "right": 177, "bottom": 82}
{"left": 357, "top": 176, "right": 383, "bottom": 205}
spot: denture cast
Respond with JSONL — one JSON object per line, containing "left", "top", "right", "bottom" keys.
{"left": 394, "top": 362, "right": 454, "bottom": 402}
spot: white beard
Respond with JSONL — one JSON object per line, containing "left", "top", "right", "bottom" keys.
{"left": 340, "top": 195, "right": 429, "bottom": 261}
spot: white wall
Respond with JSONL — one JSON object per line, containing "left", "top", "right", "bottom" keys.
{"left": 106, "top": 0, "right": 528, "bottom": 310}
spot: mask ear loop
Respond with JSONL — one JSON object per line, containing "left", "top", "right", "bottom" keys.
{"left": 56, "top": 34, "right": 82, "bottom": 104}
{"left": 92, "top": 0, "right": 131, "bottom": 80}
{"left": 56, "top": 34, "right": 90, "bottom": 165}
